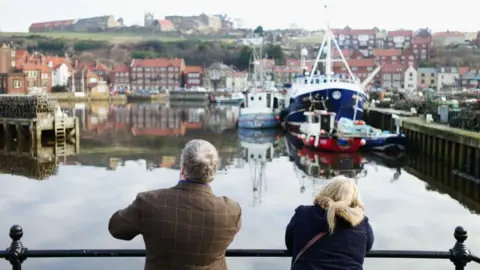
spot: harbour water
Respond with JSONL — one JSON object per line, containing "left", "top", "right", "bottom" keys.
{"left": 0, "top": 103, "right": 479, "bottom": 270}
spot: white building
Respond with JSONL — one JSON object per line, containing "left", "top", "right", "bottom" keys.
{"left": 226, "top": 72, "right": 249, "bottom": 91}
{"left": 436, "top": 67, "right": 459, "bottom": 91}
{"left": 47, "top": 61, "right": 70, "bottom": 86}
{"left": 403, "top": 65, "right": 417, "bottom": 91}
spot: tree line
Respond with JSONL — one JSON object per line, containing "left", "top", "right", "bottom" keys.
{"left": 4, "top": 35, "right": 286, "bottom": 71}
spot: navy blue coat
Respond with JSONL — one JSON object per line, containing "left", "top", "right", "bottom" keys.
{"left": 285, "top": 205, "right": 374, "bottom": 270}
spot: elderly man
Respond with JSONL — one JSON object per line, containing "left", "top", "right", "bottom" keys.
{"left": 108, "top": 139, "right": 242, "bottom": 270}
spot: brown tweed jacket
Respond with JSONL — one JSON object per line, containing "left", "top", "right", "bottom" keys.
{"left": 108, "top": 181, "right": 242, "bottom": 270}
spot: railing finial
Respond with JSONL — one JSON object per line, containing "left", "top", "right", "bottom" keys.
{"left": 450, "top": 226, "right": 471, "bottom": 269}
{"left": 6, "top": 225, "right": 27, "bottom": 270}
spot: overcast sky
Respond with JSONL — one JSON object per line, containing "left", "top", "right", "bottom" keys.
{"left": 0, "top": 0, "right": 477, "bottom": 32}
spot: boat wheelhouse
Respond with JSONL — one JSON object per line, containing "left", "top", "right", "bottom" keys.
{"left": 295, "top": 110, "right": 365, "bottom": 152}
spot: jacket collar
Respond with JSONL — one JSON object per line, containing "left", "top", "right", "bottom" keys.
{"left": 173, "top": 180, "right": 213, "bottom": 194}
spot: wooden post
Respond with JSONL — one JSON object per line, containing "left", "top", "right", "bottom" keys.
{"left": 465, "top": 147, "right": 472, "bottom": 175}
{"left": 451, "top": 142, "right": 457, "bottom": 167}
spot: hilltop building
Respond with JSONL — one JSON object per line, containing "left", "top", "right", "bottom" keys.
{"left": 73, "top": 15, "right": 121, "bottom": 32}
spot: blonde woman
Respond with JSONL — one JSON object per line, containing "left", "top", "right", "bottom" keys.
{"left": 285, "top": 176, "right": 374, "bottom": 270}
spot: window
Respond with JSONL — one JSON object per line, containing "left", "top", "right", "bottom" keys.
{"left": 10, "top": 50, "right": 15, "bottom": 57}
{"left": 13, "top": 80, "right": 20, "bottom": 88}
{"left": 409, "top": 72, "right": 413, "bottom": 77}
{"left": 11, "top": 61, "right": 15, "bottom": 67}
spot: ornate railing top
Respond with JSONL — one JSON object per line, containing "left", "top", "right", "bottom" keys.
{"left": 0, "top": 225, "right": 478, "bottom": 270}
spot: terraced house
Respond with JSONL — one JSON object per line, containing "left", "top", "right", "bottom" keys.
{"left": 130, "top": 58, "right": 185, "bottom": 91}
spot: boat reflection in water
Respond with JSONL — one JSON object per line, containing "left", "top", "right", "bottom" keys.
{"left": 238, "top": 128, "right": 282, "bottom": 206}
{"left": 285, "top": 133, "right": 367, "bottom": 195}
{"left": 364, "top": 151, "right": 406, "bottom": 182}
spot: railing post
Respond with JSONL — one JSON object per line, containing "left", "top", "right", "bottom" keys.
{"left": 5, "top": 225, "right": 27, "bottom": 270}
{"left": 450, "top": 226, "right": 471, "bottom": 270}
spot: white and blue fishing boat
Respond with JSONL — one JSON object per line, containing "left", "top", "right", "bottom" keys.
{"left": 238, "top": 42, "right": 285, "bottom": 129}
{"left": 284, "top": 6, "right": 380, "bottom": 127}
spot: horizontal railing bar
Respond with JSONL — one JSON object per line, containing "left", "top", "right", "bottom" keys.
{"left": 472, "top": 254, "right": 480, "bottom": 264}
{"left": 0, "top": 249, "right": 458, "bottom": 259}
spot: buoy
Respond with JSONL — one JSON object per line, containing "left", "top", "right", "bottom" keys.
{"left": 320, "top": 129, "right": 326, "bottom": 134}
{"left": 309, "top": 136, "right": 315, "bottom": 143}
{"left": 360, "top": 139, "right": 366, "bottom": 145}
{"left": 297, "top": 135, "right": 302, "bottom": 139}
{"left": 354, "top": 120, "right": 366, "bottom": 125}
{"left": 274, "top": 115, "right": 280, "bottom": 120}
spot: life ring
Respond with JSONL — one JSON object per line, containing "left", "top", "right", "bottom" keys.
{"left": 354, "top": 120, "right": 366, "bottom": 125}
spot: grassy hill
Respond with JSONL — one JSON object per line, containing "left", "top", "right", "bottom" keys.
{"left": 0, "top": 31, "right": 235, "bottom": 43}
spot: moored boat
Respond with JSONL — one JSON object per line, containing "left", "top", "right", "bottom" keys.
{"left": 239, "top": 90, "right": 285, "bottom": 129}
{"left": 238, "top": 38, "right": 285, "bottom": 129}
{"left": 291, "top": 110, "right": 365, "bottom": 152}
{"left": 284, "top": 7, "right": 380, "bottom": 127}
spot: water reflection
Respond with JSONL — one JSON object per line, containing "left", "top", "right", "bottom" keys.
{"left": 284, "top": 133, "right": 368, "bottom": 195}
{"left": 64, "top": 103, "right": 240, "bottom": 172}
{"left": 0, "top": 135, "right": 78, "bottom": 180}
{"left": 0, "top": 103, "right": 480, "bottom": 270}
{"left": 238, "top": 129, "right": 283, "bottom": 206}
{"left": 405, "top": 153, "right": 480, "bottom": 214}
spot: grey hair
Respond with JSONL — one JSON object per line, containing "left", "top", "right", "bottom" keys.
{"left": 180, "top": 139, "right": 219, "bottom": 183}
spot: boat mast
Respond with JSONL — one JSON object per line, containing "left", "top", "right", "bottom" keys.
{"left": 324, "top": 25, "right": 332, "bottom": 78}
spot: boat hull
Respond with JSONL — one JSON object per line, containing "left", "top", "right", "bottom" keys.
{"left": 293, "top": 132, "right": 364, "bottom": 152}
{"left": 286, "top": 88, "right": 367, "bottom": 126}
{"left": 362, "top": 134, "right": 406, "bottom": 151}
{"left": 238, "top": 112, "right": 280, "bottom": 129}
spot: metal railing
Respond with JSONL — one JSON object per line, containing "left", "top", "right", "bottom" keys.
{"left": 0, "top": 225, "right": 479, "bottom": 270}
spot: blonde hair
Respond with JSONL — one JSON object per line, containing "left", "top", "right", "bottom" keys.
{"left": 314, "top": 175, "right": 365, "bottom": 233}
{"left": 180, "top": 139, "right": 218, "bottom": 183}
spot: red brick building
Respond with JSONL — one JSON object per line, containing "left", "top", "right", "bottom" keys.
{"left": 130, "top": 58, "right": 185, "bottom": 91}
{"left": 0, "top": 72, "right": 27, "bottom": 94}
{"left": 333, "top": 59, "right": 378, "bottom": 87}
{"left": 374, "top": 49, "right": 417, "bottom": 67}
{"left": 0, "top": 44, "right": 15, "bottom": 74}
{"left": 22, "top": 63, "right": 52, "bottom": 92}
{"left": 412, "top": 37, "right": 431, "bottom": 61}
{"left": 386, "top": 30, "right": 413, "bottom": 49}
{"left": 332, "top": 27, "right": 376, "bottom": 56}
{"left": 183, "top": 66, "right": 203, "bottom": 88}
{"left": 111, "top": 65, "right": 131, "bottom": 92}
{"left": 380, "top": 64, "right": 406, "bottom": 89}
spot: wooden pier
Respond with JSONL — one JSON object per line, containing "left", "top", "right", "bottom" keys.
{"left": 0, "top": 94, "right": 80, "bottom": 156}
{"left": 402, "top": 117, "right": 480, "bottom": 178}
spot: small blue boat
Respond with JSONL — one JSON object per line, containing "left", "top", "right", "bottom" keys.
{"left": 362, "top": 132, "right": 406, "bottom": 151}
{"left": 336, "top": 117, "right": 406, "bottom": 152}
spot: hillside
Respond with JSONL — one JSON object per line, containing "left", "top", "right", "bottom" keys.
{"left": 0, "top": 33, "right": 248, "bottom": 68}
{"left": 0, "top": 31, "right": 236, "bottom": 43}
